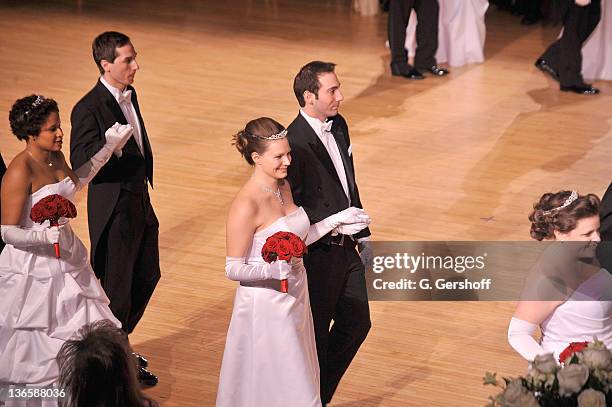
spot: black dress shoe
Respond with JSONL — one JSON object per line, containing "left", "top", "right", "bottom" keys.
{"left": 138, "top": 367, "right": 159, "bottom": 387}
{"left": 535, "top": 58, "right": 559, "bottom": 82}
{"left": 390, "top": 63, "right": 425, "bottom": 80}
{"left": 133, "top": 352, "right": 148, "bottom": 368}
{"left": 560, "top": 85, "right": 600, "bottom": 95}
{"left": 421, "top": 65, "right": 449, "bottom": 76}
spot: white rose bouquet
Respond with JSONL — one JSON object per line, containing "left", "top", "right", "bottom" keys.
{"left": 484, "top": 339, "right": 612, "bottom": 406}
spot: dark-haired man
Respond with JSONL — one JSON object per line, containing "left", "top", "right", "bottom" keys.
{"left": 287, "top": 61, "right": 372, "bottom": 405}
{"left": 70, "top": 31, "right": 159, "bottom": 386}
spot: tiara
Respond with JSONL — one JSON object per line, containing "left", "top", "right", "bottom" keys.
{"left": 24, "top": 95, "right": 44, "bottom": 116}
{"left": 542, "top": 190, "right": 578, "bottom": 215}
{"left": 250, "top": 129, "right": 287, "bottom": 140}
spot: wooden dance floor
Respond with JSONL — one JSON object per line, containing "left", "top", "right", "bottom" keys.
{"left": 1, "top": 1, "right": 611, "bottom": 405}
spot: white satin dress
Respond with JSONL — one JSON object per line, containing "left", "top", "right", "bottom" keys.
{"left": 582, "top": 0, "right": 612, "bottom": 80}
{"left": 541, "top": 269, "right": 612, "bottom": 360}
{"left": 0, "top": 177, "right": 120, "bottom": 406}
{"left": 406, "top": 0, "right": 489, "bottom": 67}
{"left": 216, "top": 207, "right": 321, "bottom": 407}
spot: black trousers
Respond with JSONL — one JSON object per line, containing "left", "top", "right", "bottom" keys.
{"left": 304, "top": 242, "right": 371, "bottom": 404}
{"left": 97, "top": 189, "right": 161, "bottom": 334}
{"left": 388, "top": 0, "right": 439, "bottom": 69}
{"left": 539, "top": 0, "right": 601, "bottom": 87}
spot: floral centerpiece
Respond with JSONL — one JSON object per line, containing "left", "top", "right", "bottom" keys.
{"left": 484, "top": 339, "right": 612, "bottom": 406}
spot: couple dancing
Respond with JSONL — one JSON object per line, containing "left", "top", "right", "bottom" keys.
{"left": 217, "top": 62, "right": 372, "bottom": 406}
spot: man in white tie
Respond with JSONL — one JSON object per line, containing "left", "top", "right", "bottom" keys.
{"left": 70, "top": 31, "right": 160, "bottom": 386}
{"left": 287, "top": 61, "right": 372, "bottom": 406}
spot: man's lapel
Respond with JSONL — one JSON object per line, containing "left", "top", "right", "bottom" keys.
{"left": 295, "top": 114, "right": 342, "bottom": 186}
{"left": 331, "top": 120, "right": 356, "bottom": 199}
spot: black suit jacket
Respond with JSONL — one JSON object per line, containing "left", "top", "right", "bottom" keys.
{"left": 70, "top": 80, "right": 154, "bottom": 270}
{"left": 287, "top": 112, "right": 370, "bottom": 246}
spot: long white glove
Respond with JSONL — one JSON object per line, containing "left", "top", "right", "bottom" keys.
{"left": 507, "top": 317, "right": 547, "bottom": 361}
{"left": 305, "top": 207, "right": 371, "bottom": 246}
{"left": 225, "top": 257, "right": 293, "bottom": 282}
{"left": 1, "top": 225, "right": 61, "bottom": 248}
{"left": 74, "top": 122, "right": 133, "bottom": 190}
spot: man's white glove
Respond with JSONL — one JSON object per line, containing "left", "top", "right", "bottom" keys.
{"left": 225, "top": 257, "right": 293, "bottom": 281}
{"left": 74, "top": 123, "right": 133, "bottom": 190}
{"left": 1, "top": 225, "right": 62, "bottom": 248}
{"left": 105, "top": 122, "right": 133, "bottom": 153}
{"left": 305, "top": 207, "right": 371, "bottom": 245}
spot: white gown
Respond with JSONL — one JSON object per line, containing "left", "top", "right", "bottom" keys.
{"left": 216, "top": 207, "right": 321, "bottom": 407}
{"left": 582, "top": 0, "right": 612, "bottom": 80}
{"left": 0, "top": 177, "right": 120, "bottom": 405}
{"left": 541, "top": 269, "right": 612, "bottom": 360}
{"left": 406, "top": 0, "right": 489, "bottom": 67}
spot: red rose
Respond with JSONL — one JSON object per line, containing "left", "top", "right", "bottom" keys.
{"left": 275, "top": 231, "right": 291, "bottom": 240}
{"left": 266, "top": 236, "right": 280, "bottom": 252}
{"left": 290, "top": 237, "right": 306, "bottom": 257}
{"left": 277, "top": 240, "right": 292, "bottom": 261}
{"left": 559, "top": 341, "right": 590, "bottom": 364}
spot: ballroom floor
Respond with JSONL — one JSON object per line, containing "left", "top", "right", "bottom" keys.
{"left": 0, "top": 1, "right": 611, "bottom": 405}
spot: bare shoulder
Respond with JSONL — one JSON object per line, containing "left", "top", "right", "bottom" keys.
{"left": 2, "top": 152, "right": 32, "bottom": 190}
{"left": 228, "top": 186, "right": 259, "bottom": 224}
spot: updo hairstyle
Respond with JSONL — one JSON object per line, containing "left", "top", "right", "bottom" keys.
{"left": 9, "top": 95, "right": 59, "bottom": 141}
{"left": 232, "top": 117, "right": 286, "bottom": 165}
{"left": 529, "top": 190, "right": 600, "bottom": 241}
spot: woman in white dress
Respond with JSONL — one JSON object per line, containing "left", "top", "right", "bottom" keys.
{"left": 508, "top": 190, "right": 612, "bottom": 362}
{"left": 217, "top": 117, "right": 370, "bottom": 407}
{"left": 582, "top": 0, "right": 612, "bottom": 80}
{"left": 406, "top": 0, "right": 489, "bottom": 67}
{"left": 0, "top": 95, "right": 132, "bottom": 400}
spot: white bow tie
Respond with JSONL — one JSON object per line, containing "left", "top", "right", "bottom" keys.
{"left": 321, "top": 120, "right": 333, "bottom": 133}
{"left": 118, "top": 89, "right": 132, "bottom": 105}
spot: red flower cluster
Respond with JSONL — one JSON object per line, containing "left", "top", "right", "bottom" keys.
{"left": 31, "top": 194, "right": 77, "bottom": 224}
{"left": 261, "top": 231, "right": 307, "bottom": 263}
{"left": 559, "top": 341, "right": 590, "bottom": 364}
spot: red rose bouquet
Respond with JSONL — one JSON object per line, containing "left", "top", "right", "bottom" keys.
{"left": 30, "top": 194, "right": 77, "bottom": 258}
{"left": 559, "top": 341, "right": 590, "bottom": 365}
{"left": 261, "top": 231, "right": 307, "bottom": 293}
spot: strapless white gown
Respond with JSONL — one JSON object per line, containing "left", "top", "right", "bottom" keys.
{"left": 216, "top": 207, "right": 321, "bottom": 407}
{"left": 406, "top": 0, "right": 489, "bottom": 67}
{"left": 582, "top": 0, "right": 612, "bottom": 80}
{"left": 541, "top": 269, "right": 612, "bottom": 360}
{"left": 0, "top": 177, "right": 120, "bottom": 406}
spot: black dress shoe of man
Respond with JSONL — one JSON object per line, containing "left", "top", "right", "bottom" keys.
{"left": 421, "top": 65, "right": 450, "bottom": 76}
{"left": 133, "top": 352, "right": 148, "bottom": 368}
{"left": 138, "top": 367, "right": 159, "bottom": 387}
{"left": 560, "top": 85, "right": 600, "bottom": 95}
{"left": 390, "top": 63, "right": 425, "bottom": 80}
{"left": 534, "top": 58, "right": 559, "bottom": 81}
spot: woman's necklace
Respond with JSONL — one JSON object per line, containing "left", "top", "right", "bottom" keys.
{"left": 27, "top": 150, "right": 53, "bottom": 167}
{"left": 261, "top": 184, "right": 284, "bottom": 205}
